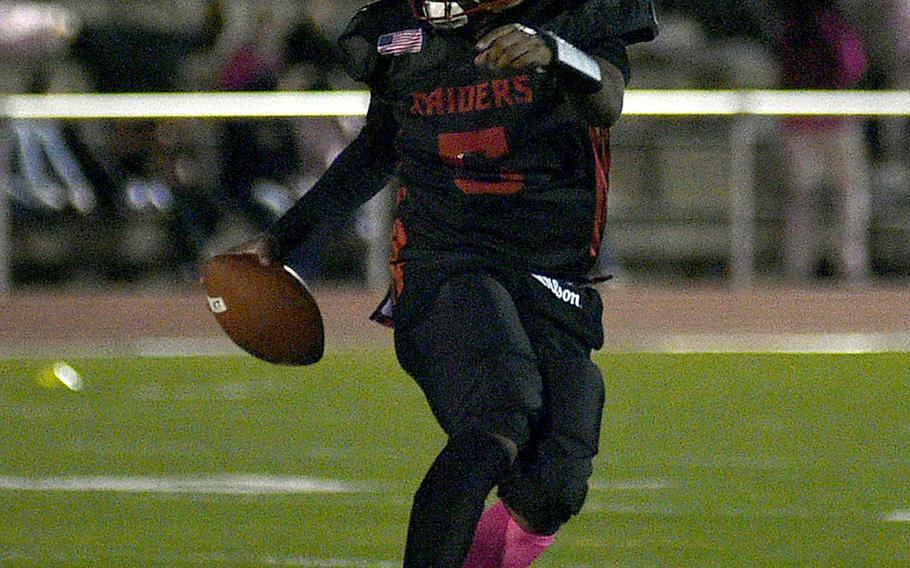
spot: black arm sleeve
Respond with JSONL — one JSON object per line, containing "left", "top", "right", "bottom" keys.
{"left": 542, "top": 0, "right": 659, "bottom": 47}
{"left": 522, "top": 0, "right": 652, "bottom": 85}
{"left": 590, "top": 38, "right": 631, "bottom": 85}
{"left": 264, "top": 96, "right": 399, "bottom": 260}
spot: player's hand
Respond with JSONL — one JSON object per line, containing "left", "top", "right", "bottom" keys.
{"left": 224, "top": 234, "right": 278, "bottom": 267}
{"left": 475, "top": 24, "right": 553, "bottom": 72}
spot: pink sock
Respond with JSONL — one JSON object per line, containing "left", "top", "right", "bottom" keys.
{"left": 463, "top": 501, "right": 556, "bottom": 568}
{"left": 463, "top": 500, "right": 511, "bottom": 567}
{"left": 501, "top": 512, "right": 556, "bottom": 568}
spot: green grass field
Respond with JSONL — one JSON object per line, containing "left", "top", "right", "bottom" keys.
{"left": 1, "top": 351, "right": 908, "bottom": 567}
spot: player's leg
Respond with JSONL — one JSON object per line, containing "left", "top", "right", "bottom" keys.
{"left": 464, "top": 274, "right": 606, "bottom": 567}
{"left": 466, "top": 353, "right": 603, "bottom": 568}
{"left": 496, "top": 352, "right": 605, "bottom": 534}
{"left": 394, "top": 270, "right": 544, "bottom": 568}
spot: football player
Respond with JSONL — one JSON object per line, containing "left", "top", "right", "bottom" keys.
{"left": 229, "top": 0, "right": 657, "bottom": 565}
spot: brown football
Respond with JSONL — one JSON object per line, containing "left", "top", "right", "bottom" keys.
{"left": 201, "top": 253, "right": 324, "bottom": 365}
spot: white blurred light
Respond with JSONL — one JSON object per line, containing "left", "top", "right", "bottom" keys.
{"left": 147, "top": 182, "right": 173, "bottom": 212}
{"left": 125, "top": 181, "right": 147, "bottom": 211}
{"left": 33, "top": 183, "right": 67, "bottom": 211}
{"left": 68, "top": 185, "right": 96, "bottom": 214}
{"left": 0, "top": 3, "right": 78, "bottom": 43}
{"left": 52, "top": 361, "right": 83, "bottom": 392}
{"left": 125, "top": 179, "right": 172, "bottom": 212}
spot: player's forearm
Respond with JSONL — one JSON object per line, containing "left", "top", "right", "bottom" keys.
{"left": 473, "top": 18, "right": 628, "bottom": 127}
{"left": 265, "top": 130, "right": 397, "bottom": 260}
{"left": 566, "top": 57, "right": 625, "bottom": 127}
{"left": 535, "top": 30, "right": 626, "bottom": 127}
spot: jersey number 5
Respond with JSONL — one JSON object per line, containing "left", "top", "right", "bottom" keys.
{"left": 438, "top": 126, "right": 524, "bottom": 195}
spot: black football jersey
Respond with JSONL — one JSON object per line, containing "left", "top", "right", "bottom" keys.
{"left": 260, "top": 0, "right": 656, "bottom": 286}
{"left": 337, "top": 1, "right": 651, "bottom": 280}
{"left": 266, "top": 1, "right": 657, "bottom": 272}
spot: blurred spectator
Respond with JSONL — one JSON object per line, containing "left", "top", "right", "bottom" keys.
{"left": 280, "top": 6, "right": 391, "bottom": 285}
{"left": 0, "top": 2, "right": 76, "bottom": 60}
{"left": 216, "top": 6, "right": 298, "bottom": 233}
{"left": 770, "top": 0, "right": 871, "bottom": 282}
{"left": 64, "top": 1, "right": 227, "bottom": 279}
{"left": 841, "top": 0, "right": 910, "bottom": 91}
{"left": 283, "top": 11, "right": 338, "bottom": 89}
{"left": 5, "top": 60, "right": 117, "bottom": 284}
{"left": 10, "top": 63, "right": 95, "bottom": 215}
{"left": 11, "top": 119, "right": 95, "bottom": 214}
{"left": 67, "top": 0, "right": 226, "bottom": 199}
{"left": 659, "top": 0, "right": 768, "bottom": 43}
{"left": 209, "top": 6, "right": 367, "bottom": 282}
{"left": 842, "top": 0, "right": 910, "bottom": 202}
{"left": 653, "top": 0, "right": 776, "bottom": 88}
{"left": 71, "top": 0, "right": 224, "bottom": 93}
{"left": 279, "top": 11, "right": 352, "bottom": 184}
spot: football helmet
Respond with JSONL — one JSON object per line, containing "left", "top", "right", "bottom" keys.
{"left": 410, "top": 0, "right": 520, "bottom": 29}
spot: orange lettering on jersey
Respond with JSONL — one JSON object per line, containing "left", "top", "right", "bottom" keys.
{"left": 411, "top": 92, "right": 427, "bottom": 116}
{"left": 492, "top": 79, "right": 513, "bottom": 107}
{"left": 427, "top": 88, "right": 444, "bottom": 115}
{"left": 447, "top": 87, "right": 458, "bottom": 114}
{"left": 390, "top": 218, "right": 408, "bottom": 298}
{"left": 410, "top": 75, "right": 533, "bottom": 116}
{"left": 475, "top": 81, "right": 491, "bottom": 110}
{"left": 396, "top": 185, "right": 409, "bottom": 205}
{"left": 457, "top": 86, "right": 476, "bottom": 113}
{"left": 512, "top": 75, "right": 533, "bottom": 104}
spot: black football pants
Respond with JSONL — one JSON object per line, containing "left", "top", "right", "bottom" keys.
{"left": 394, "top": 267, "right": 606, "bottom": 565}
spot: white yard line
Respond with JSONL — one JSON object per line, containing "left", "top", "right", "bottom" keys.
{"left": 622, "top": 332, "right": 910, "bottom": 354}
{"left": 0, "top": 474, "right": 376, "bottom": 495}
{"left": 882, "top": 510, "right": 910, "bottom": 523}
{"left": 0, "top": 337, "right": 243, "bottom": 360}
{"left": 0, "top": 551, "right": 397, "bottom": 567}
{"left": 584, "top": 502, "right": 832, "bottom": 520}
{"left": 2, "top": 332, "right": 910, "bottom": 361}
{"left": 590, "top": 477, "right": 676, "bottom": 491}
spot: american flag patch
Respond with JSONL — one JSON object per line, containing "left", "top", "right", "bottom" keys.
{"left": 377, "top": 29, "right": 423, "bottom": 55}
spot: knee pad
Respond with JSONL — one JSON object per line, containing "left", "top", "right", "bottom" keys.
{"left": 500, "top": 463, "right": 592, "bottom": 535}
{"left": 497, "top": 358, "right": 604, "bottom": 535}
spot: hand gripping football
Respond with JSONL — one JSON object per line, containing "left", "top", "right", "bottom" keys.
{"left": 201, "top": 254, "right": 324, "bottom": 365}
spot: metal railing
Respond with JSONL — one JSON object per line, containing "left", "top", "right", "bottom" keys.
{"left": 1, "top": 89, "right": 906, "bottom": 293}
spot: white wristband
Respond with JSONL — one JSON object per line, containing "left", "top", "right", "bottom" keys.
{"left": 541, "top": 31, "right": 603, "bottom": 93}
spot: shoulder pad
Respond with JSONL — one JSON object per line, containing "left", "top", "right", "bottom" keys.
{"left": 338, "top": 0, "right": 415, "bottom": 84}
{"left": 541, "top": 0, "right": 659, "bottom": 48}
